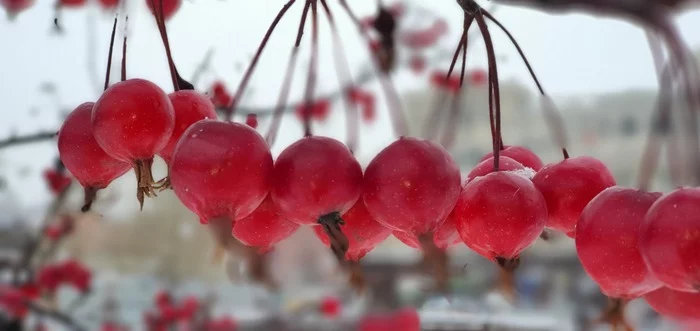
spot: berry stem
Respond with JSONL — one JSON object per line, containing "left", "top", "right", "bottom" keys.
{"left": 264, "top": 1, "right": 310, "bottom": 147}
{"left": 319, "top": 0, "right": 359, "bottom": 153}
{"left": 81, "top": 186, "right": 99, "bottom": 213}
{"left": 596, "top": 298, "right": 632, "bottom": 331}
{"left": 495, "top": 257, "right": 520, "bottom": 302}
{"left": 338, "top": 0, "right": 409, "bottom": 138}
{"left": 133, "top": 158, "right": 157, "bottom": 210}
{"left": 104, "top": 16, "right": 119, "bottom": 91}
{"left": 302, "top": 0, "right": 320, "bottom": 138}
{"left": 121, "top": 17, "right": 128, "bottom": 82}
{"left": 476, "top": 13, "right": 502, "bottom": 172}
{"left": 245, "top": 247, "right": 278, "bottom": 291}
{"left": 481, "top": 10, "right": 571, "bottom": 160}
{"left": 441, "top": 13, "right": 473, "bottom": 148}
{"left": 226, "top": 0, "right": 298, "bottom": 121}
{"left": 318, "top": 212, "right": 365, "bottom": 292}
{"left": 638, "top": 41, "right": 673, "bottom": 192}
{"left": 149, "top": 0, "right": 180, "bottom": 91}
{"left": 418, "top": 233, "right": 449, "bottom": 294}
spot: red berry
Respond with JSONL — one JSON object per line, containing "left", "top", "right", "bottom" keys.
{"left": 576, "top": 187, "right": 663, "bottom": 299}
{"left": 92, "top": 79, "right": 175, "bottom": 207}
{"left": 59, "top": 0, "right": 87, "bottom": 7}
{"left": 399, "top": 19, "right": 447, "bottom": 49}
{"left": 393, "top": 210, "right": 461, "bottom": 250}
{"left": 467, "top": 156, "right": 526, "bottom": 181}
{"left": 158, "top": 90, "right": 217, "bottom": 164}
{"left": 640, "top": 187, "right": 700, "bottom": 292}
{"left": 1, "top": 0, "right": 33, "bottom": 15}
{"left": 319, "top": 296, "right": 342, "bottom": 318}
{"left": 429, "top": 71, "right": 460, "bottom": 93}
{"left": 170, "top": 120, "right": 272, "bottom": 224}
{"left": 532, "top": 156, "right": 616, "bottom": 237}
{"left": 295, "top": 99, "right": 331, "bottom": 122}
{"left": 37, "top": 265, "right": 63, "bottom": 293}
{"left": 61, "top": 260, "right": 92, "bottom": 293}
{"left": 313, "top": 200, "right": 391, "bottom": 261}
{"left": 154, "top": 290, "right": 172, "bottom": 308}
{"left": 364, "top": 137, "right": 461, "bottom": 236}
{"left": 409, "top": 56, "right": 426, "bottom": 74}
{"left": 43, "top": 169, "right": 72, "bottom": 194}
{"left": 245, "top": 114, "right": 258, "bottom": 129}
{"left": 644, "top": 287, "right": 700, "bottom": 321}
{"left": 271, "top": 136, "right": 362, "bottom": 226}
{"left": 232, "top": 195, "right": 300, "bottom": 253}
{"left": 479, "top": 145, "right": 543, "bottom": 171}
{"left": 210, "top": 81, "right": 233, "bottom": 108}
{"left": 0, "top": 286, "right": 29, "bottom": 318}
{"left": 58, "top": 102, "right": 130, "bottom": 211}
{"left": 146, "top": 0, "right": 181, "bottom": 21}
{"left": 208, "top": 316, "right": 237, "bottom": 331}
{"left": 470, "top": 69, "right": 488, "bottom": 86}
{"left": 454, "top": 171, "right": 547, "bottom": 261}
{"left": 97, "top": 0, "right": 120, "bottom": 9}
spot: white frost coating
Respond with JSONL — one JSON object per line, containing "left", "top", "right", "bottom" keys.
{"left": 540, "top": 95, "right": 568, "bottom": 151}
{"left": 506, "top": 167, "right": 536, "bottom": 180}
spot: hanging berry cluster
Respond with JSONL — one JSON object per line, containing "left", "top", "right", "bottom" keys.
{"left": 45, "top": 0, "right": 700, "bottom": 327}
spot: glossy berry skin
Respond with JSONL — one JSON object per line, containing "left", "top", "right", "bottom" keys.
{"left": 393, "top": 210, "right": 460, "bottom": 250}
{"left": 58, "top": 103, "right": 130, "bottom": 190}
{"left": 640, "top": 187, "right": 700, "bottom": 292}
{"left": 363, "top": 137, "right": 461, "bottom": 235}
{"left": 467, "top": 156, "right": 525, "bottom": 181}
{"left": 313, "top": 200, "right": 391, "bottom": 261}
{"left": 92, "top": 79, "right": 174, "bottom": 162}
{"left": 158, "top": 90, "right": 217, "bottom": 164}
{"left": 644, "top": 287, "right": 700, "bottom": 320}
{"left": 232, "top": 195, "right": 299, "bottom": 253}
{"left": 454, "top": 171, "right": 547, "bottom": 260}
{"left": 532, "top": 156, "right": 616, "bottom": 237}
{"left": 146, "top": 0, "right": 181, "bottom": 21}
{"left": 170, "top": 120, "right": 273, "bottom": 224}
{"left": 479, "top": 145, "right": 543, "bottom": 171}
{"left": 271, "top": 136, "right": 362, "bottom": 225}
{"left": 576, "top": 187, "right": 663, "bottom": 299}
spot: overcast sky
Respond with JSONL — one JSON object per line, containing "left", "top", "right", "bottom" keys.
{"left": 0, "top": 0, "right": 699, "bottom": 213}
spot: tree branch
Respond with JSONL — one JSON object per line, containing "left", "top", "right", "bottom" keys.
{"left": 0, "top": 131, "right": 57, "bottom": 150}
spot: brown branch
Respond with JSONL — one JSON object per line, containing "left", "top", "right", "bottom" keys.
{"left": 0, "top": 131, "right": 57, "bottom": 150}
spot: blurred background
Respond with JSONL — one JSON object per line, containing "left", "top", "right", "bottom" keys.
{"left": 1, "top": 0, "right": 700, "bottom": 330}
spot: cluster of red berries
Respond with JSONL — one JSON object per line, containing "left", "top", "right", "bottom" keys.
{"left": 0, "top": 0, "right": 181, "bottom": 18}
{"left": 0, "top": 285, "right": 36, "bottom": 319}
{"left": 36, "top": 259, "right": 92, "bottom": 295}
{"left": 357, "top": 308, "right": 420, "bottom": 331}
{"left": 144, "top": 291, "right": 236, "bottom": 331}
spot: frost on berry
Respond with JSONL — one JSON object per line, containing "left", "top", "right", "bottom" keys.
{"left": 640, "top": 187, "right": 700, "bottom": 293}
{"left": 170, "top": 120, "right": 272, "bottom": 225}
{"left": 58, "top": 102, "right": 130, "bottom": 212}
{"left": 479, "top": 145, "right": 543, "bottom": 171}
{"left": 92, "top": 78, "right": 175, "bottom": 209}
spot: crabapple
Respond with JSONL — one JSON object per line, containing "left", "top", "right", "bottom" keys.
{"left": 170, "top": 120, "right": 272, "bottom": 224}
{"left": 479, "top": 145, "right": 543, "bottom": 171}
{"left": 92, "top": 79, "right": 175, "bottom": 209}
{"left": 58, "top": 102, "right": 130, "bottom": 211}
{"left": 232, "top": 195, "right": 299, "bottom": 253}
{"left": 576, "top": 187, "right": 663, "bottom": 299}
{"left": 467, "top": 156, "right": 525, "bottom": 181}
{"left": 393, "top": 210, "right": 461, "bottom": 250}
{"left": 532, "top": 156, "right": 615, "bottom": 237}
{"left": 158, "top": 90, "right": 217, "bottom": 164}
{"left": 644, "top": 287, "right": 700, "bottom": 321}
{"left": 146, "top": 0, "right": 181, "bottom": 21}
{"left": 640, "top": 187, "right": 700, "bottom": 292}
